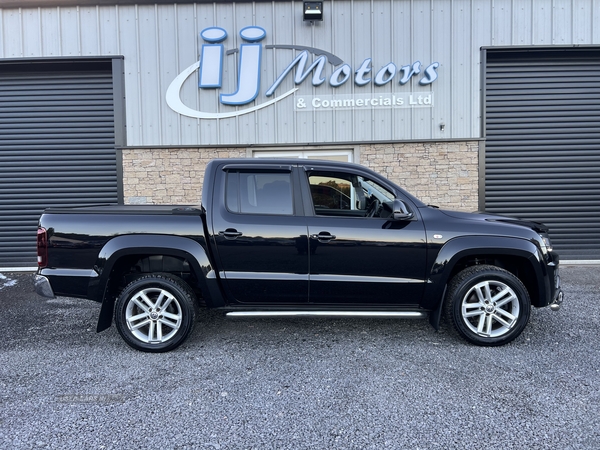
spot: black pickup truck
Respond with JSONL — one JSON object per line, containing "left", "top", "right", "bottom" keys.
{"left": 35, "top": 158, "right": 563, "bottom": 352}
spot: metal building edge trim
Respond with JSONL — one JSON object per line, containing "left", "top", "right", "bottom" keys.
{"left": 0, "top": 56, "right": 125, "bottom": 65}
{"left": 0, "top": 0, "right": 268, "bottom": 9}
{"left": 480, "top": 44, "right": 600, "bottom": 51}
{"left": 1, "top": 267, "right": 38, "bottom": 273}
{"left": 560, "top": 261, "right": 600, "bottom": 266}
{"left": 118, "top": 138, "right": 485, "bottom": 150}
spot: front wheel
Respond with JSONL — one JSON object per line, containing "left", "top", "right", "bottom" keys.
{"left": 114, "top": 273, "right": 197, "bottom": 352}
{"left": 445, "top": 265, "right": 531, "bottom": 346}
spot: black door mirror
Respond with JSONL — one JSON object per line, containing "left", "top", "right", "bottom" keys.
{"left": 392, "top": 199, "right": 414, "bottom": 220}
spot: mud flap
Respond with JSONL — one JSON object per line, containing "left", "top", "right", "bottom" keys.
{"left": 428, "top": 285, "right": 447, "bottom": 331}
{"left": 96, "top": 284, "right": 115, "bottom": 332}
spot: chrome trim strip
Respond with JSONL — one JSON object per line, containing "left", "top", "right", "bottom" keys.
{"left": 220, "top": 271, "right": 425, "bottom": 284}
{"left": 41, "top": 268, "right": 98, "bottom": 278}
{"left": 220, "top": 271, "right": 309, "bottom": 281}
{"left": 226, "top": 311, "right": 427, "bottom": 318}
{"left": 310, "top": 274, "right": 426, "bottom": 284}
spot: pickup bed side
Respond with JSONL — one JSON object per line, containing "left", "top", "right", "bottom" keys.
{"left": 37, "top": 208, "right": 224, "bottom": 330}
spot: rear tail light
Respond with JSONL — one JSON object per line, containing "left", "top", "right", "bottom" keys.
{"left": 37, "top": 227, "right": 48, "bottom": 268}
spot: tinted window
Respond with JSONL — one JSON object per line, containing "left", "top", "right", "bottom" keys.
{"left": 308, "top": 171, "right": 394, "bottom": 218}
{"left": 226, "top": 171, "right": 293, "bottom": 215}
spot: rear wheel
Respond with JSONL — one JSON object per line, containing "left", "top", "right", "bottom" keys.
{"left": 114, "top": 273, "right": 197, "bottom": 352}
{"left": 445, "top": 265, "right": 531, "bottom": 346}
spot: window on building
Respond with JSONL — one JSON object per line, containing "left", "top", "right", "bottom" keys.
{"left": 252, "top": 148, "right": 354, "bottom": 162}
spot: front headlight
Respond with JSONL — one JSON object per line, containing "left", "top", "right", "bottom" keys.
{"left": 539, "top": 234, "right": 553, "bottom": 254}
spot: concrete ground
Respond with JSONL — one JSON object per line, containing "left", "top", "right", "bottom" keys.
{"left": 0, "top": 266, "right": 598, "bottom": 449}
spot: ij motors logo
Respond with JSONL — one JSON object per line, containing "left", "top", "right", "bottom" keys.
{"left": 166, "top": 26, "right": 439, "bottom": 119}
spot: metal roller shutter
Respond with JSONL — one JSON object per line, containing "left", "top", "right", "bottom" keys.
{"left": 484, "top": 48, "right": 600, "bottom": 260}
{"left": 0, "top": 60, "right": 120, "bottom": 268}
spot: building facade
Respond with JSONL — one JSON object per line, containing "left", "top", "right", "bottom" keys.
{"left": 1, "top": 0, "right": 599, "bottom": 266}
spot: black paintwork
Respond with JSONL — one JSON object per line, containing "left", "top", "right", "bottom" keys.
{"left": 36, "top": 158, "right": 561, "bottom": 330}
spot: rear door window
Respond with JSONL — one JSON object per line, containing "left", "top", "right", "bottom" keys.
{"left": 226, "top": 171, "right": 293, "bottom": 215}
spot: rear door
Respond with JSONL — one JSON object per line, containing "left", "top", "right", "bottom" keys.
{"left": 210, "top": 163, "right": 309, "bottom": 304}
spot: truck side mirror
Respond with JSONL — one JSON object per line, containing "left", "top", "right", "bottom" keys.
{"left": 392, "top": 199, "right": 414, "bottom": 221}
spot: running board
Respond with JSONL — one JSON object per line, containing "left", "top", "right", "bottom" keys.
{"left": 226, "top": 311, "right": 428, "bottom": 318}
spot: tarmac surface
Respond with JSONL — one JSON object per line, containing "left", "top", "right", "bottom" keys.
{"left": 0, "top": 266, "right": 598, "bottom": 449}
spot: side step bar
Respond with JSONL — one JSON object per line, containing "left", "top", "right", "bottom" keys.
{"left": 226, "top": 311, "right": 428, "bottom": 318}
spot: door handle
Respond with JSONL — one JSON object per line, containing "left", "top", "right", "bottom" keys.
{"left": 310, "top": 232, "right": 336, "bottom": 242}
{"left": 219, "top": 228, "right": 243, "bottom": 239}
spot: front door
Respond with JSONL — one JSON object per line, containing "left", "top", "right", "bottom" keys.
{"left": 303, "top": 167, "right": 427, "bottom": 307}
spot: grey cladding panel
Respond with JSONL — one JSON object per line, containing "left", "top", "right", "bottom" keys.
{"left": 0, "top": 61, "right": 119, "bottom": 267}
{"left": 484, "top": 49, "right": 600, "bottom": 260}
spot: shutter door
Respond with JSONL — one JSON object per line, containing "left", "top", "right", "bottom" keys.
{"left": 0, "top": 61, "right": 119, "bottom": 268}
{"left": 484, "top": 48, "right": 600, "bottom": 260}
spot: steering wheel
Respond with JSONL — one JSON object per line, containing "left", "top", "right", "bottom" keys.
{"left": 366, "top": 198, "right": 381, "bottom": 218}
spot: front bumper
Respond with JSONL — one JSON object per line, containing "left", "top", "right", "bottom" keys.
{"left": 550, "top": 289, "right": 564, "bottom": 311}
{"left": 547, "top": 257, "right": 563, "bottom": 311}
{"left": 34, "top": 275, "right": 55, "bottom": 298}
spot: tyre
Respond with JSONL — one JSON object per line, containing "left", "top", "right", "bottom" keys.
{"left": 444, "top": 265, "right": 531, "bottom": 346}
{"left": 114, "top": 273, "right": 198, "bottom": 352}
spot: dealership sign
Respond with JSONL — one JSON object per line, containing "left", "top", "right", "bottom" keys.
{"left": 166, "top": 26, "right": 439, "bottom": 119}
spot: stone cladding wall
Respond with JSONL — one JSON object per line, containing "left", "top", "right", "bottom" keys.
{"left": 122, "top": 148, "right": 246, "bottom": 205}
{"left": 122, "top": 141, "right": 479, "bottom": 211}
{"left": 359, "top": 141, "right": 480, "bottom": 211}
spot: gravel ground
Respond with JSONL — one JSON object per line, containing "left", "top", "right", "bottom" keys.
{"left": 0, "top": 266, "right": 598, "bottom": 449}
